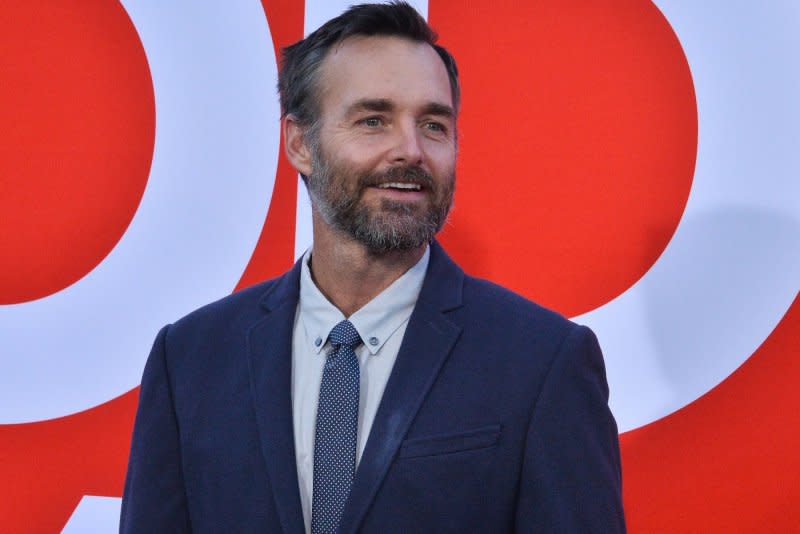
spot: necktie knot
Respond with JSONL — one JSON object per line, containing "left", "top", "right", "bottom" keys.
{"left": 328, "top": 320, "right": 362, "bottom": 350}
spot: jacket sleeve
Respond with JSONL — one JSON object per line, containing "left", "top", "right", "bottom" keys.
{"left": 120, "top": 325, "right": 192, "bottom": 533}
{"left": 514, "top": 324, "right": 626, "bottom": 533}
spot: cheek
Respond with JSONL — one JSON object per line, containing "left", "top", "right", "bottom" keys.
{"left": 430, "top": 155, "right": 457, "bottom": 189}
{"left": 337, "top": 133, "right": 392, "bottom": 160}
{"left": 336, "top": 148, "right": 386, "bottom": 179}
{"left": 425, "top": 140, "right": 457, "bottom": 172}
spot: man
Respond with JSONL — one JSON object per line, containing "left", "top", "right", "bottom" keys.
{"left": 121, "top": 3, "right": 625, "bottom": 533}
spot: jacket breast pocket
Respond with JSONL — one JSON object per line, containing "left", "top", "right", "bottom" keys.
{"left": 398, "top": 424, "right": 501, "bottom": 459}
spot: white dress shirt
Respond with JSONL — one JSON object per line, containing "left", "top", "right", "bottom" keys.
{"left": 291, "top": 246, "right": 430, "bottom": 532}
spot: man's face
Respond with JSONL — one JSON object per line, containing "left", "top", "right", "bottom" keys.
{"left": 306, "top": 35, "right": 457, "bottom": 255}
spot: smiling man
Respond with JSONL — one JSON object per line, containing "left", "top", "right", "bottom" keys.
{"left": 121, "top": 3, "right": 625, "bottom": 533}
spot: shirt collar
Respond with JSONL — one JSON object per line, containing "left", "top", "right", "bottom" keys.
{"left": 298, "top": 245, "right": 430, "bottom": 355}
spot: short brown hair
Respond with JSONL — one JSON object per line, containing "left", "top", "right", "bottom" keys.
{"left": 278, "top": 1, "right": 460, "bottom": 129}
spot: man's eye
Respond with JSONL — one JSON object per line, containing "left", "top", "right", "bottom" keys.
{"left": 425, "top": 121, "right": 446, "bottom": 133}
{"left": 361, "top": 117, "right": 382, "bottom": 127}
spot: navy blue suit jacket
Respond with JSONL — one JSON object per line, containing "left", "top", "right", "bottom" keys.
{"left": 121, "top": 242, "right": 625, "bottom": 533}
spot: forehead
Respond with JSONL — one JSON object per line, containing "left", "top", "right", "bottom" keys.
{"left": 316, "top": 35, "right": 453, "bottom": 115}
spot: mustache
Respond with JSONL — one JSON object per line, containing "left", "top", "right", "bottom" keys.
{"left": 359, "top": 165, "right": 435, "bottom": 190}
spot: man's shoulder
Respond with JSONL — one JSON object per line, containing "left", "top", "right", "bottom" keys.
{"left": 460, "top": 272, "right": 577, "bottom": 336}
{"left": 168, "top": 270, "right": 293, "bottom": 338}
{"left": 426, "top": 242, "right": 578, "bottom": 337}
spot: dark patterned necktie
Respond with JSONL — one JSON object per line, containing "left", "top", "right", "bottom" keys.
{"left": 311, "top": 320, "right": 361, "bottom": 534}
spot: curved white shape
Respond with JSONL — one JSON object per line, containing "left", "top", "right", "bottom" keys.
{"left": 578, "top": 2, "right": 800, "bottom": 432}
{"left": 0, "top": 2, "right": 280, "bottom": 423}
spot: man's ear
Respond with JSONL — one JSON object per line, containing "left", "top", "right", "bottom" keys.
{"left": 283, "top": 115, "right": 313, "bottom": 177}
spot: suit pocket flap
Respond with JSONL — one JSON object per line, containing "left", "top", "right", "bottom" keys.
{"left": 398, "top": 424, "right": 501, "bottom": 459}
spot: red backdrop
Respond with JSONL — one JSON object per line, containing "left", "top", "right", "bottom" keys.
{"left": 0, "top": 1, "right": 797, "bottom": 532}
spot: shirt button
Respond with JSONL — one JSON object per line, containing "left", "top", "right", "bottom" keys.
{"left": 369, "top": 336, "right": 379, "bottom": 346}
{"left": 314, "top": 337, "right": 322, "bottom": 347}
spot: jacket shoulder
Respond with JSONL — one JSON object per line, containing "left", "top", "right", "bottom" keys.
{"left": 459, "top": 274, "right": 584, "bottom": 346}
{"left": 177, "top": 278, "right": 274, "bottom": 326}
{"left": 462, "top": 274, "right": 571, "bottom": 323}
{"left": 164, "top": 270, "right": 293, "bottom": 349}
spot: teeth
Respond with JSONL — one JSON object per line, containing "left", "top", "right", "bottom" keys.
{"left": 377, "top": 182, "right": 421, "bottom": 190}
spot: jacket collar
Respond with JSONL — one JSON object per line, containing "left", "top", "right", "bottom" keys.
{"left": 258, "top": 240, "right": 462, "bottom": 313}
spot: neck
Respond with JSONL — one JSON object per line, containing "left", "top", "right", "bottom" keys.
{"left": 309, "top": 210, "right": 426, "bottom": 317}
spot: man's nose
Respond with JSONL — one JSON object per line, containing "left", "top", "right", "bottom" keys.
{"left": 388, "top": 122, "right": 424, "bottom": 164}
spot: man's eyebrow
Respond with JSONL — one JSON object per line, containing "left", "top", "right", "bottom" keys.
{"left": 421, "top": 102, "right": 455, "bottom": 119}
{"left": 344, "top": 99, "right": 455, "bottom": 119}
{"left": 345, "top": 98, "right": 395, "bottom": 116}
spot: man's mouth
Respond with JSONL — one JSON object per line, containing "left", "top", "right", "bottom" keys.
{"left": 375, "top": 182, "right": 423, "bottom": 191}
{"left": 361, "top": 165, "right": 434, "bottom": 198}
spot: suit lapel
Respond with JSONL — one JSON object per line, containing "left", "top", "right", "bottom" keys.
{"left": 339, "top": 242, "right": 464, "bottom": 534}
{"left": 246, "top": 263, "right": 305, "bottom": 534}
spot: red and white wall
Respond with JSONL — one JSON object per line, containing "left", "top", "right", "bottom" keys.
{"left": 1, "top": 1, "right": 798, "bottom": 532}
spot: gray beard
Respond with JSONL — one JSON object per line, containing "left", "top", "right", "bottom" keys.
{"left": 307, "top": 151, "right": 454, "bottom": 256}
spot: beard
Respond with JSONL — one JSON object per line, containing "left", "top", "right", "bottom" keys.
{"left": 306, "top": 147, "right": 455, "bottom": 256}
